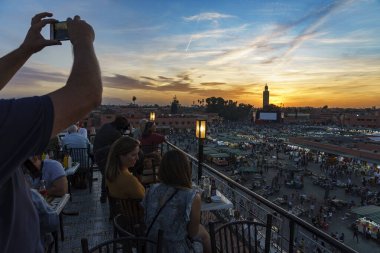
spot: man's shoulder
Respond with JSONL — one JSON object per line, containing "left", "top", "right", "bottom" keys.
{"left": 44, "top": 159, "right": 64, "bottom": 170}
{"left": 0, "top": 96, "right": 54, "bottom": 182}
{"left": 43, "top": 160, "right": 65, "bottom": 179}
{"left": 97, "top": 123, "right": 117, "bottom": 135}
{"left": 94, "top": 124, "right": 120, "bottom": 144}
{"left": 73, "top": 132, "right": 88, "bottom": 140}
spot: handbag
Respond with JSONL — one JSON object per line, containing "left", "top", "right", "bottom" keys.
{"left": 186, "top": 237, "right": 203, "bottom": 253}
{"left": 145, "top": 188, "right": 178, "bottom": 237}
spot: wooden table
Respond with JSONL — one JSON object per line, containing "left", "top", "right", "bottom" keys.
{"left": 199, "top": 190, "right": 234, "bottom": 225}
{"left": 201, "top": 190, "right": 233, "bottom": 212}
{"left": 48, "top": 194, "right": 70, "bottom": 253}
{"left": 49, "top": 194, "right": 70, "bottom": 214}
{"left": 65, "top": 162, "right": 80, "bottom": 201}
{"left": 65, "top": 162, "right": 80, "bottom": 176}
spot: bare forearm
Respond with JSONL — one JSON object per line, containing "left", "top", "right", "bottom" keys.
{"left": 48, "top": 43, "right": 102, "bottom": 137}
{"left": 0, "top": 46, "right": 32, "bottom": 90}
{"left": 68, "top": 43, "right": 102, "bottom": 103}
{"left": 48, "top": 179, "right": 68, "bottom": 197}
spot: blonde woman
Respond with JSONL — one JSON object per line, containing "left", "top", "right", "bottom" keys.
{"left": 105, "top": 136, "right": 145, "bottom": 199}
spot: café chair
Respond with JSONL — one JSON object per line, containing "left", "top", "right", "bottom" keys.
{"left": 81, "top": 230, "right": 163, "bottom": 253}
{"left": 140, "top": 144, "right": 162, "bottom": 156}
{"left": 209, "top": 214, "right": 273, "bottom": 253}
{"left": 114, "top": 213, "right": 146, "bottom": 238}
{"left": 108, "top": 195, "right": 144, "bottom": 234}
{"left": 65, "top": 145, "right": 94, "bottom": 193}
{"left": 141, "top": 154, "right": 161, "bottom": 187}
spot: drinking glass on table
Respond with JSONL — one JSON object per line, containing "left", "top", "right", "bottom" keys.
{"left": 192, "top": 183, "right": 204, "bottom": 196}
{"left": 39, "top": 180, "right": 48, "bottom": 198}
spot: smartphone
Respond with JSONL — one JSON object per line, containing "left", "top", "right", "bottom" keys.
{"left": 50, "top": 21, "right": 69, "bottom": 41}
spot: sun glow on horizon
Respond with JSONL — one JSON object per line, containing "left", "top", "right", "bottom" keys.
{"left": 0, "top": 0, "right": 379, "bottom": 108}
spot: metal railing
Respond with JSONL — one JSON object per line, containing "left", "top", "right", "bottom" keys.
{"left": 163, "top": 140, "right": 358, "bottom": 253}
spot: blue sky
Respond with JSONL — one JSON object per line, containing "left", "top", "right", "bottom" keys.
{"left": 0, "top": 0, "right": 379, "bottom": 107}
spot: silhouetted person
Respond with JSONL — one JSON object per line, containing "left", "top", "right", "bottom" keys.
{"left": 353, "top": 224, "right": 359, "bottom": 243}
{"left": 0, "top": 12, "right": 102, "bottom": 253}
{"left": 93, "top": 116, "right": 130, "bottom": 203}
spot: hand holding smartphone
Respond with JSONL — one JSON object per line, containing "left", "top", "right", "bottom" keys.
{"left": 50, "top": 21, "right": 69, "bottom": 41}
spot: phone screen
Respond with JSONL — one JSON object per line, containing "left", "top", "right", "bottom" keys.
{"left": 50, "top": 21, "right": 69, "bottom": 41}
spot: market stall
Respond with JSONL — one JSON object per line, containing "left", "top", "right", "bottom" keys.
{"left": 355, "top": 217, "right": 380, "bottom": 239}
{"left": 351, "top": 205, "right": 380, "bottom": 239}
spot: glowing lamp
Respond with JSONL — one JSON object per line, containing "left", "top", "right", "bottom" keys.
{"left": 195, "top": 119, "right": 207, "bottom": 139}
{"left": 149, "top": 112, "right": 156, "bottom": 121}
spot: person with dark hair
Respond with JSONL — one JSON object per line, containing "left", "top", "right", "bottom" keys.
{"left": 0, "top": 12, "right": 102, "bottom": 253}
{"left": 62, "top": 124, "right": 91, "bottom": 150}
{"left": 133, "top": 118, "right": 148, "bottom": 140}
{"left": 353, "top": 224, "right": 359, "bottom": 243}
{"left": 24, "top": 155, "right": 68, "bottom": 197}
{"left": 339, "top": 232, "right": 345, "bottom": 242}
{"left": 142, "top": 150, "right": 211, "bottom": 253}
{"left": 140, "top": 121, "right": 165, "bottom": 154}
{"left": 105, "top": 136, "right": 145, "bottom": 199}
{"left": 93, "top": 115, "right": 130, "bottom": 203}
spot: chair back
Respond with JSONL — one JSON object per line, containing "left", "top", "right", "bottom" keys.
{"left": 108, "top": 196, "right": 145, "bottom": 235}
{"left": 114, "top": 213, "right": 146, "bottom": 238}
{"left": 209, "top": 214, "right": 273, "bottom": 253}
{"left": 81, "top": 230, "right": 163, "bottom": 253}
{"left": 65, "top": 146, "right": 91, "bottom": 170}
{"left": 141, "top": 153, "right": 161, "bottom": 186}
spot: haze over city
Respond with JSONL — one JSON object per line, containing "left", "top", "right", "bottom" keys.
{"left": 0, "top": 0, "right": 379, "bottom": 108}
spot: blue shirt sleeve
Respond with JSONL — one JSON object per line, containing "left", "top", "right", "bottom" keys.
{"left": 0, "top": 96, "right": 54, "bottom": 186}
{"left": 43, "top": 160, "right": 66, "bottom": 188}
{"left": 30, "top": 189, "right": 59, "bottom": 233}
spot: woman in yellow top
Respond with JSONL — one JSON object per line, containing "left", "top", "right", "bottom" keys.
{"left": 105, "top": 136, "right": 145, "bottom": 199}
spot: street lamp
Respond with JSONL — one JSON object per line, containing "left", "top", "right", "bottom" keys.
{"left": 196, "top": 119, "right": 207, "bottom": 183}
{"left": 149, "top": 112, "right": 156, "bottom": 122}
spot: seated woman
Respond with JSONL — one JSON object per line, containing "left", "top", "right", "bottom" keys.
{"left": 139, "top": 121, "right": 165, "bottom": 154}
{"left": 105, "top": 136, "right": 145, "bottom": 199}
{"left": 142, "top": 150, "right": 211, "bottom": 253}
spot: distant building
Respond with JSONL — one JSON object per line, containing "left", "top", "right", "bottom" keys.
{"left": 284, "top": 112, "right": 311, "bottom": 124}
{"left": 80, "top": 105, "right": 222, "bottom": 134}
{"left": 263, "top": 84, "right": 269, "bottom": 109}
{"left": 343, "top": 113, "right": 380, "bottom": 128}
{"left": 254, "top": 111, "right": 283, "bottom": 124}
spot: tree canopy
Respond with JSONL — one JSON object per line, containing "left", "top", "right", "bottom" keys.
{"left": 205, "top": 97, "right": 253, "bottom": 121}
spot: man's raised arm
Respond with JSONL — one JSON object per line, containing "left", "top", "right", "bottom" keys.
{"left": 48, "top": 15, "right": 102, "bottom": 138}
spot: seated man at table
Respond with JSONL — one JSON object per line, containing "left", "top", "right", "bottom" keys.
{"left": 62, "top": 124, "right": 93, "bottom": 188}
{"left": 24, "top": 155, "right": 68, "bottom": 197}
{"left": 62, "top": 124, "right": 92, "bottom": 151}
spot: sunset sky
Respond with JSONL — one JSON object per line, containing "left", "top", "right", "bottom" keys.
{"left": 0, "top": 0, "right": 379, "bottom": 108}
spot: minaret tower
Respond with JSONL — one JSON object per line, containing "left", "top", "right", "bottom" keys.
{"left": 263, "top": 84, "right": 269, "bottom": 109}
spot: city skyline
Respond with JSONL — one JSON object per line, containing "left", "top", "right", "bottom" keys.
{"left": 0, "top": 0, "right": 379, "bottom": 108}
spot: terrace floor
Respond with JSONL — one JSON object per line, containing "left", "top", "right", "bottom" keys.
{"left": 57, "top": 171, "right": 113, "bottom": 253}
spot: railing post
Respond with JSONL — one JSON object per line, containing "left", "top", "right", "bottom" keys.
{"left": 197, "top": 138, "right": 204, "bottom": 184}
{"left": 289, "top": 220, "right": 295, "bottom": 253}
{"left": 265, "top": 214, "right": 273, "bottom": 253}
